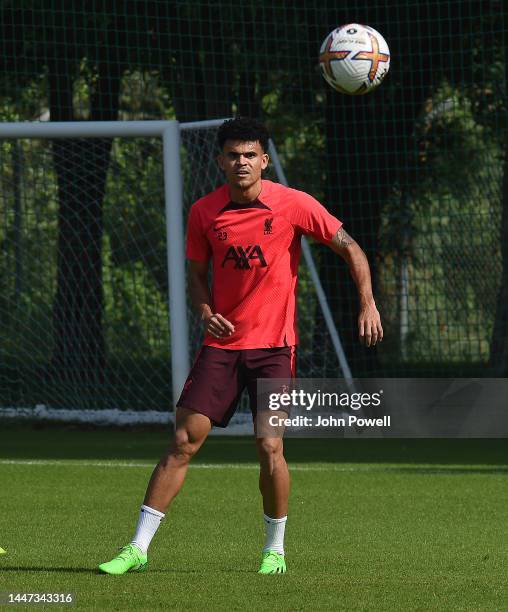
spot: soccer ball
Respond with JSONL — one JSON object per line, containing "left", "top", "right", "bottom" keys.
{"left": 319, "top": 24, "right": 390, "bottom": 95}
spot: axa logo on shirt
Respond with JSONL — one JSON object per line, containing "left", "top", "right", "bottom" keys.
{"left": 221, "top": 245, "right": 267, "bottom": 269}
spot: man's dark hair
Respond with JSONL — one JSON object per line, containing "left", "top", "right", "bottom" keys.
{"left": 218, "top": 117, "right": 270, "bottom": 152}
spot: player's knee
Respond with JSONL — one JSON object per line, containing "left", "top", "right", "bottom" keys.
{"left": 257, "top": 438, "right": 284, "bottom": 464}
{"left": 168, "top": 429, "right": 199, "bottom": 464}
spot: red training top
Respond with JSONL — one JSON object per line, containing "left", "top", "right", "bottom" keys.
{"left": 186, "top": 179, "right": 342, "bottom": 349}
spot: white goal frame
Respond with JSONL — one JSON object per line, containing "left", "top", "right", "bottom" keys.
{"left": 0, "top": 119, "right": 352, "bottom": 426}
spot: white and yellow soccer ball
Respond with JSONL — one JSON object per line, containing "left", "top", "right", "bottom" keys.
{"left": 319, "top": 23, "right": 390, "bottom": 95}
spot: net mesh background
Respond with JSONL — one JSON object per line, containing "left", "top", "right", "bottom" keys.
{"left": 0, "top": 1, "right": 506, "bottom": 412}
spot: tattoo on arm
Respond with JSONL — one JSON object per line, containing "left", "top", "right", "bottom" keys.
{"left": 332, "top": 228, "right": 355, "bottom": 249}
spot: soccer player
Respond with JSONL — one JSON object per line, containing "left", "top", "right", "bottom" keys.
{"left": 99, "top": 117, "right": 383, "bottom": 575}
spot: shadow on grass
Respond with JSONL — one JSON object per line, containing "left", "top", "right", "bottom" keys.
{"left": 0, "top": 565, "right": 253, "bottom": 575}
{"left": 331, "top": 466, "right": 508, "bottom": 475}
{"left": 144, "top": 568, "right": 253, "bottom": 574}
{"left": 1, "top": 422, "right": 507, "bottom": 466}
{"left": 0, "top": 566, "right": 93, "bottom": 573}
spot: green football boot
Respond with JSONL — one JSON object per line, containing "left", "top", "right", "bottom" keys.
{"left": 98, "top": 544, "right": 147, "bottom": 575}
{"left": 258, "top": 551, "right": 286, "bottom": 574}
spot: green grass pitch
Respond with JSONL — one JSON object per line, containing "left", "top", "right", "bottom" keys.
{"left": 0, "top": 424, "right": 507, "bottom": 611}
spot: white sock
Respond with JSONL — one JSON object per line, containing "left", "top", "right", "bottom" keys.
{"left": 262, "top": 514, "right": 287, "bottom": 555}
{"left": 131, "top": 504, "right": 165, "bottom": 555}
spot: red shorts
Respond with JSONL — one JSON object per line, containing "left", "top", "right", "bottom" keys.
{"left": 176, "top": 346, "right": 296, "bottom": 427}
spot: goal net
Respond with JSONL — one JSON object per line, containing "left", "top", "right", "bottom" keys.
{"left": 0, "top": 120, "right": 347, "bottom": 428}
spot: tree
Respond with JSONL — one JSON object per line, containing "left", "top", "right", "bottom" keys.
{"left": 489, "top": 8, "right": 508, "bottom": 373}
{"left": 317, "top": 1, "right": 490, "bottom": 375}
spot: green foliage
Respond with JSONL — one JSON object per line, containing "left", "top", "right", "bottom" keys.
{"left": 379, "top": 82, "right": 503, "bottom": 364}
{"left": 0, "top": 138, "right": 58, "bottom": 365}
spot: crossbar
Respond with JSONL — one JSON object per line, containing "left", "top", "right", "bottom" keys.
{"left": 0, "top": 119, "right": 226, "bottom": 139}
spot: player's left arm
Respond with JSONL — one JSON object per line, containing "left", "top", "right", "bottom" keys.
{"left": 327, "top": 227, "right": 383, "bottom": 347}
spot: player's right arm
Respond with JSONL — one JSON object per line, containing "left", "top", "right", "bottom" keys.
{"left": 188, "top": 260, "right": 235, "bottom": 339}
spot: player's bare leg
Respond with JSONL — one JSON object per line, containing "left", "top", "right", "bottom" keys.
{"left": 256, "top": 437, "right": 289, "bottom": 574}
{"left": 144, "top": 406, "right": 212, "bottom": 511}
{"left": 256, "top": 437, "right": 290, "bottom": 517}
{"left": 99, "top": 407, "right": 211, "bottom": 574}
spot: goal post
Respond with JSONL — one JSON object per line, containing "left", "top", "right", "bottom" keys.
{"left": 0, "top": 118, "right": 224, "bottom": 410}
{"left": 0, "top": 119, "right": 351, "bottom": 427}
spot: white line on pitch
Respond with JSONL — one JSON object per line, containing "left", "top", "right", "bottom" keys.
{"left": 0, "top": 459, "right": 505, "bottom": 474}
{"left": 0, "top": 459, "right": 336, "bottom": 471}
